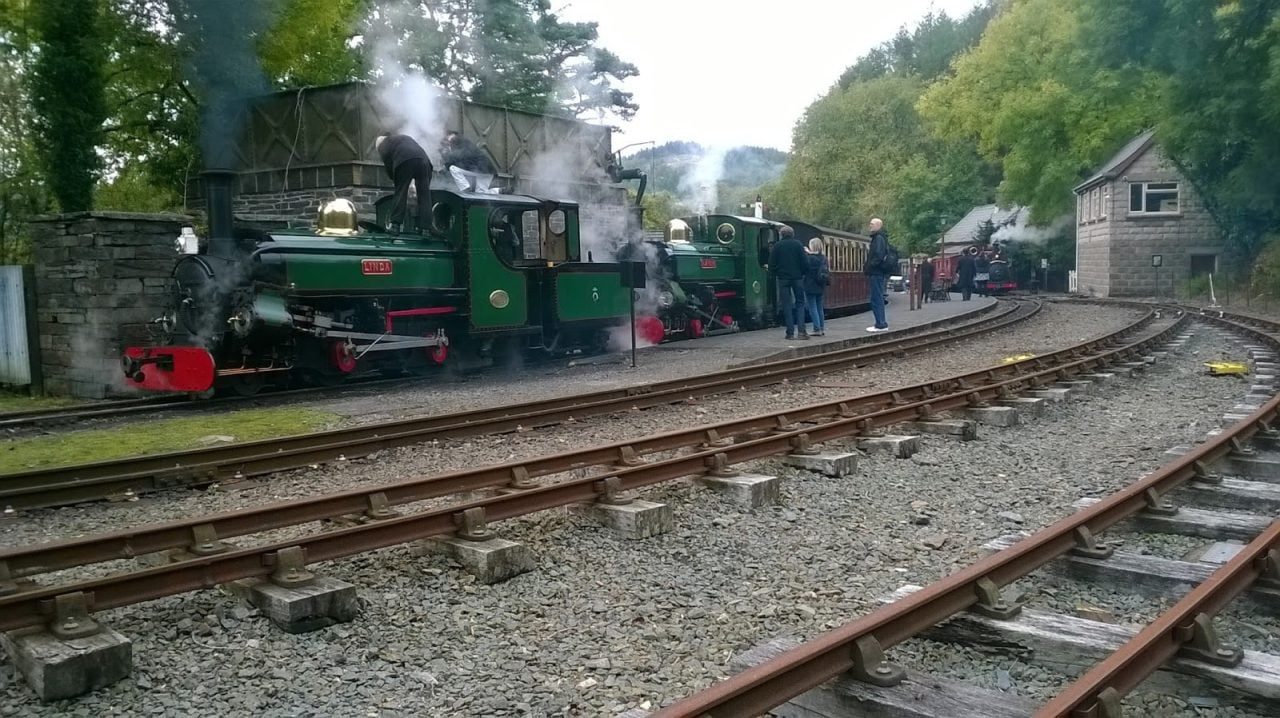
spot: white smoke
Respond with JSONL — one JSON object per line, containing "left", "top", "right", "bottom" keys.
{"left": 677, "top": 146, "right": 728, "bottom": 215}
{"left": 364, "top": 4, "right": 449, "bottom": 166}
{"left": 525, "top": 139, "right": 630, "bottom": 263}
{"left": 992, "top": 213, "right": 1072, "bottom": 245}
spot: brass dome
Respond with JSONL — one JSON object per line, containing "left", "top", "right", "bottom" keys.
{"left": 317, "top": 198, "right": 359, "bottom": 236}
{"left": 667, "top": 218, "right": 692, "bottom": 244}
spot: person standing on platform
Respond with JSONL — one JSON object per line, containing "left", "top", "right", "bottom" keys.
{"left": 375, "top": 133, "right": 433, "bottom": 234}
{"left": 768, "top": 225, "right": 809, "bottom": 340}
{"left": 919, "top": 257, "right": 935, "bottom": 305}
{"left": 803, "top": 238, "right": 830, "bottom": 336}
{"left": 865, "top": 218, "right": 891, "bottom": 332}
{"left": 957, "top": 246, "right": 978, "bottom": 301}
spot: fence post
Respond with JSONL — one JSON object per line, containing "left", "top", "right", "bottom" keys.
{"left": 22, "top": 265, "right": 43, "bottom": 396}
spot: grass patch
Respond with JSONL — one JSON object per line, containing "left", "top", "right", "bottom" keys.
{"left": 0, "top": 407, "right": 340, "bottom": 473}
{"left": 0, "top": 392, "right": 77, "bottom": 413}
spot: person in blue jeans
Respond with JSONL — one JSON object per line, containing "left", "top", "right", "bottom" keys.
{"left": 768, "top": 225, "right": 809, "bottom": 340}
{"left": 803, "top": 238, "right": 830, "bottom": 336}
{"left": 865, "top": 218, "right": 891, "bottom": 332}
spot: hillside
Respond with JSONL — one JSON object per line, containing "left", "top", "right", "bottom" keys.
{"left": 622, "top": 141, "right": 788, "bottom": 215}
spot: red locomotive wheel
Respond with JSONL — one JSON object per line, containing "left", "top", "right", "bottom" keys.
{"left": 720, "top": 314, "right": 734, "bottom": 329}
{"left": 688, "top": 319, "right": 704, "bottom": 338}
{"left": 330, "top": 341, "right": 357, "bottom": 373}
{"left": 636, "top": 316, "right": 666, "bottom": 345}
{"left": 429, "top": 342, "right": 448, "bottom": 364}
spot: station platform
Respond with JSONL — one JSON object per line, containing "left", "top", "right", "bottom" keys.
{"left": 635, "top": 293, "right": 999, "bottom": 369}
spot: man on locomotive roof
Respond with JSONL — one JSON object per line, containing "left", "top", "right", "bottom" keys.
{"left": 375, "top": 133, "right": 433, "bottom": 235}
{"left": 769, "top": 225, "right": 809, "bottom": 341}
{"left": 865, "top": 218, "right": 892, "bottom": 333}
{"left": 443, "top": 131, "right": 500, "bottom": 194}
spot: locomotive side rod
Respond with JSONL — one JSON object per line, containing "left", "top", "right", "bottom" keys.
{"left": 0, "top": 312, "right": 1186, "bottom": 630}
{"left": 0, "top": 301, "right": 1043, "bottom": 511}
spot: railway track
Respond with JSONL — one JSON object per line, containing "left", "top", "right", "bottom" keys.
{"left": 653, "top": 308, "right": 1280, "bottom": 717}
{"left": 0, "top": 303, "right": 1175, "bottom": 636}
{"left": 0, "top": 299, "right": 999, "bottom": 433}
{"left": 0, "top": 299, "right": 1037, "bottom": 512}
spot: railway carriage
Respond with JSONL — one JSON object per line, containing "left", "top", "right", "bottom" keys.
{"left": 784, "top": 221, "right": 872, "bottom": 315}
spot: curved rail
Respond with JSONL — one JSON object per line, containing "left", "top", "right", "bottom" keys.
{"left": 654, "top": 307, "right": 1278, "bottom": 718}
{"left": 0, "top": 305, "right": 1171, "bottom": 631}
{"left": 0, "top": 300, "right": 1038, "bottom": 511}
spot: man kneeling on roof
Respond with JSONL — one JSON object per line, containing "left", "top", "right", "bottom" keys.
{"left": 442, "top": 131, "right": 500, "bottom": 194}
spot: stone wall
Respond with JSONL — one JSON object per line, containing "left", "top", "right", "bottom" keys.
{"left": 231, "top": 185, "right": 387, "bottom": 222}
{"left": 31, "top": 212, "right": 190, "bottom": 398}
{"left": 1074, "top": 144, "right": 1225, "bottom": 297}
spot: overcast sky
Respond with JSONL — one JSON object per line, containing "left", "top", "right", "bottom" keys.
{"left": 558, "top": 0, "right": 985, "bottom": 152}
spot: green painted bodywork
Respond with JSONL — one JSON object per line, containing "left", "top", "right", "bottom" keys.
{"left": 464, "top": 202, "right": 528, "bottom": 330}
{"left": 668, "top": 243, "right": 739, "bottom": 281}
{"left": 554, "top": 268, "right": 631, "bottom": 322}
{"left": 264, "top": 233, "right": 456, "bottom": 293}
{"left": 674, "top": 215, "right": 779, "bottom": 317}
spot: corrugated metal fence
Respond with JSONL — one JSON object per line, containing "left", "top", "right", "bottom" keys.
{"left": 0, "top": 266, "right": 33, "bottom": 387}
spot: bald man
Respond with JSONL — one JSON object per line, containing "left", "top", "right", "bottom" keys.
{"left": 865, "top": 217, "right": 891, "bottom": 332}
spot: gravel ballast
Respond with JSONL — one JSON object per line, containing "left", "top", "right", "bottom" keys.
{"left": 0, "top": 306, "right": 1255, "bottom": 716}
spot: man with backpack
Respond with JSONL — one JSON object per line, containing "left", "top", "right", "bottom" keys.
{"left": 865, "top": 217, "right": 894, "bottom": 332}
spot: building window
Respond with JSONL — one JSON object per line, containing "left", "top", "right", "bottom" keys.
{"left": 1129, "top": 182, "right": 1180, "bottom": 214}
{"left": 1190, "top": 254, "right": 1217, "bottom": 277}
{"left": 1077, "top": 195, "right": 1083, "bottom": 226}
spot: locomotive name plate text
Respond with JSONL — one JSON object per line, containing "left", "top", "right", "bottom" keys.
{"left": 361, "top": 259, "right": 394, "bottom": 276}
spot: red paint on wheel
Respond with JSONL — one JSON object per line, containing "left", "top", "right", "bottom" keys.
{"left": 689, "top": 319, "right": 704, "bottom": 338}
{"left": 720, "top": 314, "right": 734, "bottom": 329}
{"left": 430, "top": 343, "right": 448, "bottom": 364}
{"left": 636, "top": 316, "right": 666, "bottom": 345}
{"left": 331, "top": 341, "right": 357, "bottom": 373}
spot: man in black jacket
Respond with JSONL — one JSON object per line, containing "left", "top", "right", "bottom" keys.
{"left": 375, "top": 134, "right": 433, "bottom": 234}
{"left": 865, "top": 218, "right": 891, "bottom": 332}
{"left": 768, "top": 225, "right": 809, "bottom": 340}
{"left": 919, "top": 257, "right": 936, "bottom": 305}
{"left": 957, "top": 246, "right": 978, "bottom": 301}
{"left": 442, "top": 131, "right": 499, "bottom": 193}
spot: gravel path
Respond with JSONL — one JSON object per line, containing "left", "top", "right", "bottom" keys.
{"left": 0, "top": 313, "right": 1256, "bottom": 716}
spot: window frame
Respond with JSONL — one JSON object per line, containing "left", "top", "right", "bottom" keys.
{"left": 1128, "top": 181, "right": 1181, "bottom": 217}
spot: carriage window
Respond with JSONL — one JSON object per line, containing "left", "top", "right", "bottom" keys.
{"left": 757, "top": 228, "right": 775, "bottom": 267}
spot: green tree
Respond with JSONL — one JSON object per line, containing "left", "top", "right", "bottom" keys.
{"left": 918, "top": 0, "right": 1157, "bottom": 222}
{"left": 363, "top": 0, "right": 638, "bottom": 120}
{"left": 836, "top": 3, "right": 999, "bottom": 87}
{"left": 30, "top": 0, "right": 109, "bottom": 212}
{"left": 775, "top": 75, "right": 991, "bottom": 253}
{"left": 0, "top": 0, "right": 50, "bottom": 261}
{"left": 1079, "top": 0, "right": 1280, "bottom": 260}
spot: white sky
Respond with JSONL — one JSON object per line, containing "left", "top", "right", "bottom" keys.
{"left": 558, "top": 0, "right": 985, "bottom": 152}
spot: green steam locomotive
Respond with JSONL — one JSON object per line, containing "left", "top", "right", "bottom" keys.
{"left": 122, "top": 171, "right": 635, "bottom": 395}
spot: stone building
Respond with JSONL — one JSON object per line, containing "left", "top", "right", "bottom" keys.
{"left": 1073, "top": 130, "right": 1225, "bottom": 297}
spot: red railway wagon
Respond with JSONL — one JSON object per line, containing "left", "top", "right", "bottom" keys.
{"left": 785, "top": 221, "right": 872, "bottom": 315}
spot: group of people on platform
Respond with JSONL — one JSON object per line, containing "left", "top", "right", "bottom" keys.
{"left": 373, "top": 131, "right": 500, "bottom": 234}
{"left": 767, "top": 217, "right": 897, "bottom": 339}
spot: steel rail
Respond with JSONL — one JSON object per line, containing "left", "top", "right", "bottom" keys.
{"left": 0, "top": 312, "right": 1181, "bottom": 631}
{"left": 1038, "top": 520, "right": 1280, "bottom": 717}
{"left": 651, "top": 315, "right": 1279, "bottom": 718}
{"left": 0, "top": 305, "right": 1153, "bottom": 581}
{"left": 0, "top": 300, "right": 1036, "bottom": 511}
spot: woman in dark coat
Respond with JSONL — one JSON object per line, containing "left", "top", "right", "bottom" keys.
{"left": 803, "top": 238, "right": 831, "bottom": 336}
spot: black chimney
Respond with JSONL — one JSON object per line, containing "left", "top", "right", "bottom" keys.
{"left": 201, "top": 169, "right": 237, "bottom": 257}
